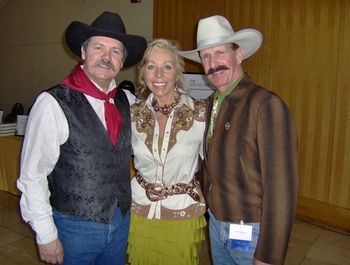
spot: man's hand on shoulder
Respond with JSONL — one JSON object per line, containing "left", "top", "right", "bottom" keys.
{"left": 38, "top": 238, "right": 64, "bottom": 264}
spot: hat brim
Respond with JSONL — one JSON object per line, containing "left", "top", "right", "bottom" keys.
{"left": 178, "top": 29, "right": 263, "bottom": 63}
{"left": 66, "top": 21, "right": 147, "bottom": 68}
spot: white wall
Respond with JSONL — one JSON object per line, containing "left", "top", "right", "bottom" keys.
{"left": 0, "top": 0, "right": 153, "bottom": 115}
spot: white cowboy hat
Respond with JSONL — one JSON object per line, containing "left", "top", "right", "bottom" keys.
{"left": 178, "top": 15, "right": 263, "bottom": 63}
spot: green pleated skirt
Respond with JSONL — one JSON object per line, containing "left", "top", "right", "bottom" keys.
{"left": 127, "top": 213, "right": 207, "bottom": 265}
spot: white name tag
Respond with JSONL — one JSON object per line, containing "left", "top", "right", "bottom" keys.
{"left": 229, "top": 223, "right": 253, "bottom": 241}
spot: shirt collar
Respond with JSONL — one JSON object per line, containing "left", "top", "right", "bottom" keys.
{"left": 214, "top": 74, "right": 244, "bottom": 101}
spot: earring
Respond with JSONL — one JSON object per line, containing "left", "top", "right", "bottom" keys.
{"left": 174, "top": 81, "right": 188, "bottom": 95}
{"left": 174, "top": 82, "right": 180, "bottom": 92}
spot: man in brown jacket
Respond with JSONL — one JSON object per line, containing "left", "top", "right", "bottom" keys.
{"left": 179, "top": 15, "right": 299, "bottom": 265}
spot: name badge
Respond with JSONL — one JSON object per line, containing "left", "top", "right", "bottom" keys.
{"left": 229, "top": 223, "right": 253, "bottom": 241}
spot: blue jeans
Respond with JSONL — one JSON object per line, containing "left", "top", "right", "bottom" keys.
{"left": 53, "top": 208, "right": 130, "bottom": 265}
{"left": 208, "top": 209, "right": 260, "bottom": 265}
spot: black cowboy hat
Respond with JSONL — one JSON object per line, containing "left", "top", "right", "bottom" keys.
{"left": 65, "top": 11, "right": 147, "bottom": 68}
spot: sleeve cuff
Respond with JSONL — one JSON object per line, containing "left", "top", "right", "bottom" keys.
{"left": 32, "top": 217, "right": 58, "bottom": 245}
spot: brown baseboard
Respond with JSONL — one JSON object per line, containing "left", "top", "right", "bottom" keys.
{"left": 296, "top": 196, "right": 350, "bottom": 234}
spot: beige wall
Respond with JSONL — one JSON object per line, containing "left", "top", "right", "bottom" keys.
{"left": 0, "top": 0, "right": 153, "bottom": 115}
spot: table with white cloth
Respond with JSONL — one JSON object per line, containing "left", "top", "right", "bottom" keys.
{"left": 0, "top": 136, "right": 22, "bottom": 195}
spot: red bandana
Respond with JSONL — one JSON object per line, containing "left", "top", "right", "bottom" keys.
{"left": 62, "top": 64, "right": 123, "bottom": 145}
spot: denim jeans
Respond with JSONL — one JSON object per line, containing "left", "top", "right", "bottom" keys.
{"left": 208, "top": 209, "right": 260, "bottom": 265}
{"left": 53, "top": 208, "right": 130, "bottom": 265}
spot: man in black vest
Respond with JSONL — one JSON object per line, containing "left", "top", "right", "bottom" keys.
{"left": 17, "top": 11, "right": 146, "bottom": 265}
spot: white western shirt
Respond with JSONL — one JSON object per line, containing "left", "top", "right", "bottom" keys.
{"left": 131, "top": 93, "right": 206, "bottom": 220}
{"left": 17, "top": 77, "right": 135, "bottom": 245}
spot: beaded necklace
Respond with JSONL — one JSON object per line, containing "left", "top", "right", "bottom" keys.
{"left": 151, "top": 95, "right": 180, "bottom": 116}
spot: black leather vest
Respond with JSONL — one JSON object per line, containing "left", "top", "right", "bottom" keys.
{"left": 47, "top": 85, "right": 131, "bottom": 223}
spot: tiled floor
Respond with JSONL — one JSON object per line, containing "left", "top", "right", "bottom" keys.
{"left": 0, "top": 190, "right": 350, "bottom": 265}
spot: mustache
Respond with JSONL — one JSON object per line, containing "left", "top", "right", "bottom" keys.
{"left": 206, "top": 65, "right": 229, "bottom": 75}
{"left": 96, "top": 60, "right": 116, "bottom": 71}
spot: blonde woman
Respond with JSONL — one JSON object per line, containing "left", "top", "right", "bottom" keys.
{"left": 127, "top": 38, "right": 207, "bottom": 265}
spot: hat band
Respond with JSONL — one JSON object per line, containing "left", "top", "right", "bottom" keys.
{"left": 197, "top": 35, "right": 232, "bottom": 49}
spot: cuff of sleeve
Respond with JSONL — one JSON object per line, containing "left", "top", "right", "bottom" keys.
{"left": 32, "top": 217, "right": 58, "bottom": 245}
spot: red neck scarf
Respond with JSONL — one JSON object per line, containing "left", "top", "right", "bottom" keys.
{"left": 62, "top": 64, "right": 123, "bottom": 145}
